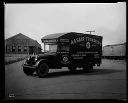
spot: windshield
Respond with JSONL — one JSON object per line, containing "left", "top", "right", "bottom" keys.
{"left": 45, "top": 44, "right": 57, "bottom": 52}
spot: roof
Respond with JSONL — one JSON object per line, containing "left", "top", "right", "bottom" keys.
{"left": 5, "top": 33, "right": 41, "bottom": 48}
{"left": 103, "top": 42, "right": 126, "bottom": 47}
{"left": 6, "top": 33, "right": 34, "bottom": 41}
{"left": 42, "top": 32, "right": 102, "bottom": 40}
{"left": 41, "top": 32, "right": 70, "bottom": 40}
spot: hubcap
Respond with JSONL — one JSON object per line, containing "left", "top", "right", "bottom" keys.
{"left": 40, "top": 64, "right": 48, "bottom": 74}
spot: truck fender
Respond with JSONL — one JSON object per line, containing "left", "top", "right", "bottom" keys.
{"left": 35, "top": 59, "right": 48, "bottom": 67}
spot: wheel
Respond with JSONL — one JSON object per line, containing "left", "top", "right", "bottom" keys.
{"left": 36, "top": 63, "right": 49, "bottom": 78}
{"left": 23, "top": 67, "right": 35, "bottom": 75}
{"left": 83, "top": 65, "right": 93, "bottom": 72}
{"left": 68, "top": 67, "right": 77, "bottom": 72}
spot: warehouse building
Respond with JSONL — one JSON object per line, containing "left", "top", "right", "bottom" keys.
{"left": 102, "top": 42, "right": 126, "bottom": 59}
{"left": 5, "top": 33, "right": 42, "bottom": 54}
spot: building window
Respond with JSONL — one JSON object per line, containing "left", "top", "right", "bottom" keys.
{"left": 18, "top": 46, "right": 22, "bottom": 52}
{"left": 12, "top": 46, "right": 15, "bottom": 52}
{"left": 24, "top": 46, "right": 27, "bottom": 52}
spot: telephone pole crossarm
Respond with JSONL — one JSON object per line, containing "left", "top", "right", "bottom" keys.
{"left": 86, "top": 31, "right": 95, "bottom": 34}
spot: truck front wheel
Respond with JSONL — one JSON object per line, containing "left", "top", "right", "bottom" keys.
{"left": 23, "top": 67, "right": 35, "bottom": 75}
{"left": 68, "top": 67, "right": 77, "bottom": 72}
{"left": 36, "top": 63, "right": 49, "bottom": 78}
{"left": 83, "top": 65, "right": 93, "bottom": 72}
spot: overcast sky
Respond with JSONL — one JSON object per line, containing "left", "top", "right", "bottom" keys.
{"left": 5, "top": 3, "right": 126, "bottom": 49}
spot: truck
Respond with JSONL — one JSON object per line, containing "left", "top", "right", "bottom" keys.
{"left": 23, "top": 32, "right": 103, "bottom": 77}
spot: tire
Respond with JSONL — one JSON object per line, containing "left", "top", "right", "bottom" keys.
{"left": 23, "top": 67, "right": 35, "bottom": 75}
{"left": 68, "top": 67, "right": 77, "bottom": 72}
{"left": 36, "top": 63, "right": 49, "bottom": 78}
{"left": 83, "top": 65, "right": 93, "bottom": 72}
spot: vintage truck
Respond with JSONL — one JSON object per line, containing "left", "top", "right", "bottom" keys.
{"left": 23, "top": 32, "right": 103, "bottom": 77}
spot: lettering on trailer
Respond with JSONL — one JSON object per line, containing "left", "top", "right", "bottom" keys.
{"left": 71, "top": 51, "right": 99, "bottom": 57}
{"left": 86, "top": 42, "right": 91, "bottom": 49}
{"left": 43, "top": 39, "right": 57, "bottom": 43}
{"left": 77, "top": 51, "right": 98, "bottom": 53}
{"left": 73, "top": 57, "right": 84, "bottom": 59}
{"left": 71, "top": 36, "right": 102, "bottom": 46}
{"left": 60, "top": 39, "right": 69, "bottom": 42}
{"left": 57, "top": 51, "right": 69, "bottom": 53}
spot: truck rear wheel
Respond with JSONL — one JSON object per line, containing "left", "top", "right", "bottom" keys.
{"left": 23, "top": 67, "right": 35, "bottom": 75}
{"left": 83, "top": 65, "right": 93, "bottom": 72}
{"left": 36, "top": 63, "right": 49, "bottom": 78}
{"left": 68, "top": 67, "right": 77, "bottom": 72}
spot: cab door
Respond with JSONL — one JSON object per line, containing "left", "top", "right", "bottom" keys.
{"left": 58, "top": 42, "right": 71, "bottom": 66}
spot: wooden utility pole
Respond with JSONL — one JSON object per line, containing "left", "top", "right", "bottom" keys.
{"left": 86, "top": 31, "right": 95, "bottom": 34}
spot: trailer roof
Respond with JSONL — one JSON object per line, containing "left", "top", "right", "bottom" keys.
{"left": 42, "top": 32, "right": 70, "bottom": 40}
{"left": 103, "top": 42, "right": 126, "bottom": 47}
{"left": 42, "top": 32, "right": 102, "bottom": 40}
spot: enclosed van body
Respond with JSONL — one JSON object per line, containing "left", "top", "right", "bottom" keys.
{"left": 23, "top": 32, "right": 103, "bottom": 77}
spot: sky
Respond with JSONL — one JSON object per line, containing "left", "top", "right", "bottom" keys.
{"left": 5, "top": 3, "right": 126, "bottom": 50}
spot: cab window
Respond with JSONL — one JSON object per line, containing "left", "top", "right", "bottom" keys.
{"left": 45, "top": 44, "right": 58, "bottom": 52}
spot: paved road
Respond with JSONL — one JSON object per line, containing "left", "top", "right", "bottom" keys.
{"left": 5, "top": 59, "right": 126, "bottom": 100}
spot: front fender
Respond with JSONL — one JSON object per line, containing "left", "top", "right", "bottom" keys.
{"left": 35, "top": 59, "right": 48, "bottom": 67}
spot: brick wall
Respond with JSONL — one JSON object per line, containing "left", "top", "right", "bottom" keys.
{"left": 5, "top": 34, "right": 42, "bottom": 54}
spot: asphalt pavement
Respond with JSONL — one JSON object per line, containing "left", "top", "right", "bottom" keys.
{"left": 5, "top": 59, "right": 126, "bottom": 100}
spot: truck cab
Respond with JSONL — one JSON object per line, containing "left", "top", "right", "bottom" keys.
{"left": 23, "top": 32, "right": 103, "bottom": 77}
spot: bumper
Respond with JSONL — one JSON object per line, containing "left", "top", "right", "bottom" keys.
{"left": 23, "top": 64, "right": 37, "bottom": 69}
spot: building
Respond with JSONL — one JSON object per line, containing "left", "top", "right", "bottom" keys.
{"left": 102, "top": 42, "right": 126, "bottom": 59}
{"left": 5, "top": 33, "right": 42, "bottom": 54}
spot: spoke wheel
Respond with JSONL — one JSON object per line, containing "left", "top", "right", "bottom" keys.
{"left": 36, "top": 63, "right": 49, "bottom": 78}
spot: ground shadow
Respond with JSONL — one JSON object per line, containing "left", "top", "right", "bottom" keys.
{"left": 32, "top": 68, "right": 123, "bottom": 78}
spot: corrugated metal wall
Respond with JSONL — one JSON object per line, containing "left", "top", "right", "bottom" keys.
{"left": 102, "top": 43, "right": 126, "bottom": 59}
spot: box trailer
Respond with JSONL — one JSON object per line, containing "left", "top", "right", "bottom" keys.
{"left": 23, "top": 32, "right": 103, "bottom": 77}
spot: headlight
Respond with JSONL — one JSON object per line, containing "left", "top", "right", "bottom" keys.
{"left": 35, "top": 55, "right": 38, "bottom": 61}
{"left": 27, "top": 55, "right": 32, "bottom": 60}
{"left": 24, "top": 60, "right": 27, "bottom": 65}
{"left": 27, "top": 57, "right": 30, "bottom": 60}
